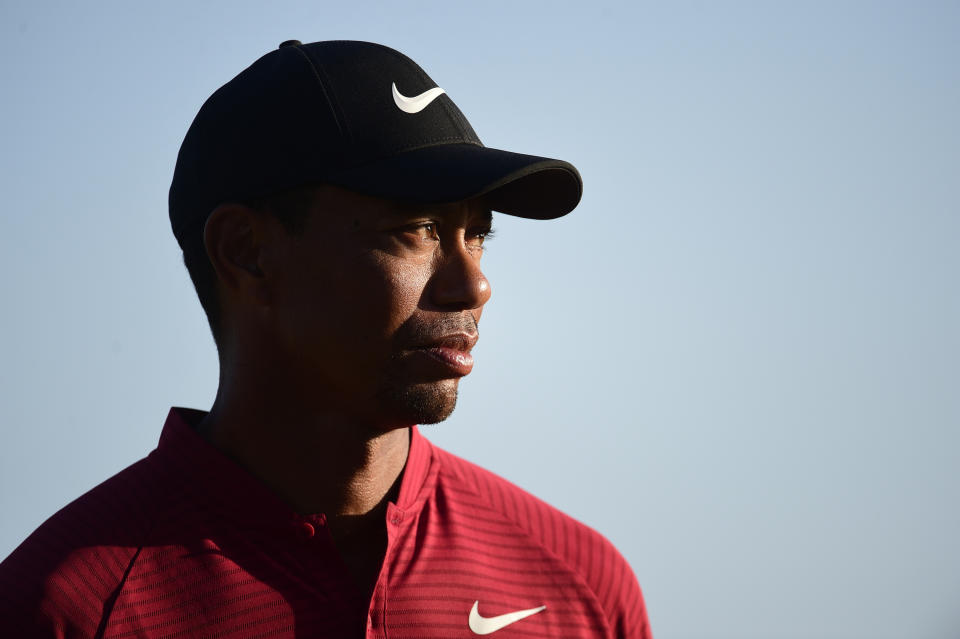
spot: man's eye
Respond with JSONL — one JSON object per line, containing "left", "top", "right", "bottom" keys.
{"left": 403, "top": 223, "right": 439, "bottom": 241}
{"left": 470, "top": 227, "right": 495, "bottom": 246}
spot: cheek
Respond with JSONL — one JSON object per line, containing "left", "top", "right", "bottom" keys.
{"left": 357, "top": 254, "right": 430, "bottom": 335}
{"left": 310, "top": 252, "right": 431, "bottom": 351}
{"left": 273, "top": 243, "right": 434, "bottom": 370}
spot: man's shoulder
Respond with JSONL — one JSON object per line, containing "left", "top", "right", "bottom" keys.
{"left": 425, "top": 442, "right": 651, "bottom": 637}
{"left": 429, "top": 443, "right": 610, "bottom": 552}
{"left": 434, "top": 447, "right": 619, "bottom": 558}
{"left": 9, "top": 450, "right": 174, "bottom": 547}
{"left": 0, "top": 453, "right": 173, "bottom": 635}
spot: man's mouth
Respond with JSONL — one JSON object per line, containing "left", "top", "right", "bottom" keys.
{"left": 416, "top": 345, "right": 475, "bottom": 376}
{"left": 410, "top": 332, "right": 478, "bottom": 377}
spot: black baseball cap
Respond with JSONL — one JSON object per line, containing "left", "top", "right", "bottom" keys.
{"left": 168, "top": 40, "right": 582, "bottom": 249}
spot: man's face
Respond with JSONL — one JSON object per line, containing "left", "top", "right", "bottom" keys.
{"left": 265, "top": 185, "right": 493, "bottom": 432}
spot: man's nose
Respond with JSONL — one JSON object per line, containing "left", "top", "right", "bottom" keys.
{"left": 427, "top": 242, "right": 491, "bottom": 311}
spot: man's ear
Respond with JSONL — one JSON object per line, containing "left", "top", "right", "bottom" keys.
{"left": 203, "top": 203, "right": 272, "bottom": 305}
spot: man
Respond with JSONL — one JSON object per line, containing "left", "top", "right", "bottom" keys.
{"left": 0, "top": 40, "right": 651, "bottom": 638}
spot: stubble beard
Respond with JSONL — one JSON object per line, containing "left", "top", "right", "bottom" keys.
{"left": 376, "top": 378, "right": 460, "bottom": 426}
{"left": 375, "top": 313, "right": 476, "bottom": 427}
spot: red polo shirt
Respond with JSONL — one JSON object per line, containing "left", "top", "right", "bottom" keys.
{"left": 0, "top": 408, "right": 651, "bottom": 638}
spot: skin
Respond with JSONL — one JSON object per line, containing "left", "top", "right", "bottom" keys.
{"left": 195, "top": 184, "right": 492, "bottom": 596}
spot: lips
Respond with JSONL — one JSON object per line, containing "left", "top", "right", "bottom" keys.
{"left": 410, "top": 332, "right": 478, "bottom": 377}
{"left": 418, "top": 346, "right": 474, "bottom": 376}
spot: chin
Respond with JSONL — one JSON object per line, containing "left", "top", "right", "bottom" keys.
{"left": 377, "top": 379, "right": 460, "bottom": 426}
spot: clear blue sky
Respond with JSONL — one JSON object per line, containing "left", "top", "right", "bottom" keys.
{"left": 1, "top": 1, "right": 958, "bottom": 638}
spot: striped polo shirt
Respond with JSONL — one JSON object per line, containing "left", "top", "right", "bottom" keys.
{"left": 0, "top": 408, "right": 651, "bottom": 638}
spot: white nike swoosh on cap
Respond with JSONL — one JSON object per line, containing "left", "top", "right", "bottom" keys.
{"left": 392, "top": 82, "right": 446, "bottom": 114}
{"left": 468, "top": 600, "right": 546, "bottom": 635}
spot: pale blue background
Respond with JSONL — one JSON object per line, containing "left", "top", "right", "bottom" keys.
{"left": 1, "top": 2, "right": 958, "bottom": 638}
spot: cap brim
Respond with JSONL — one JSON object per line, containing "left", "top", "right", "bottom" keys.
{"left": 325, "top": 143, "right": 582, "bottom": 219}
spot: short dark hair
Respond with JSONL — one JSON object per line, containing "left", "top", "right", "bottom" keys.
{"left": 181, "top": 186, "right": 318, "bottom": 345}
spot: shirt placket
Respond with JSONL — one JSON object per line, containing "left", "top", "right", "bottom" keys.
{"left": 280, "top": 513, "right": 371, "bottom": 635}
{"left": 366, "top": 502, "right": 407, "bottom": 639}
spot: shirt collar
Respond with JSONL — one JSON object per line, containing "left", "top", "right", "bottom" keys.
{"left": 152, "top": 407, "right": 436, "bottom": 528}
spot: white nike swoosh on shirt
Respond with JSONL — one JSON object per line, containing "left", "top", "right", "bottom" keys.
{"left": 392, "top": 82, "right": 446, "bottom": 114}
{"left": 468, "top": 600, "right": 546, "bottom": 635}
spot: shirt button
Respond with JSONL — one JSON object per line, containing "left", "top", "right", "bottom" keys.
{"left": 298, "top": 522, "right": 316, "bottom": 539}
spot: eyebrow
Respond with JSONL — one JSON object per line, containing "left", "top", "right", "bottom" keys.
{"left": 477, "top": 209, "right": 494, "bottom": 224}
{"left": 388, "top": 203, "right": 493, "bottom": 224}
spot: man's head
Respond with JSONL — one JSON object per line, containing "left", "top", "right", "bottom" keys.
{"left": 170, "top": 40, "right": 581, "bottom": 428}
{"left": 194, "top": 184, "right": 492, "bottom": 428}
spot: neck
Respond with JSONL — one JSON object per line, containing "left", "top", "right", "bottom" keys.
{"left": 197, "top": 377, "right": 411, "bottom": 519}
